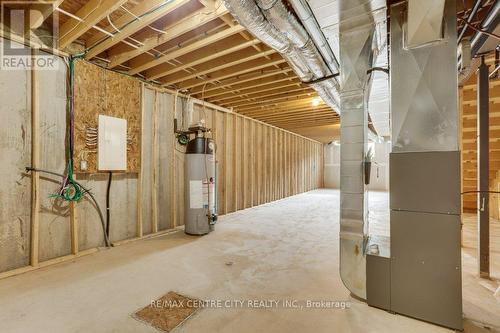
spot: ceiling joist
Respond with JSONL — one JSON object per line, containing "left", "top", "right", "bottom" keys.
{"left": 233, "top": 91, "right": 318, "bottom": 110}
{"left": 217, "top": 82, "right": 310, "bottom": 106}
{"left": 210, "top": 80, "right": 302, "bottom": 103}
{"left": 120, "top": 5, "right": 231, "bottom": 71}
{"left": 203, "top": 74, "right": 297, "bottom": 99}
{"left": 223, "top": 87, "right": 314, "bottom": 108}
{"left": 147, "top": 37, "right": 259, "bottom": 81}
{"left": 29, "top": 0, "right": 342, "bottom": 135}
{"left": 190, "top": 67, "right": 293, "bottom": 95}
{"left": 162, "top": 49, "right": 276, "bottom": 86}
{"left": 85, "top": 0, "right": 192, "bottom": 60}
{"left": 31, "top": 0, "right": 65, "bottom": 29}
{"left": 59, "top": 0, "right": 128, "bottom": 49}
{"left": 175, "top": 57, "right": 287, "bottom": 90}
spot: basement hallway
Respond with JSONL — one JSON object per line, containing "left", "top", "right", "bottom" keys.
{"left": 0, "top": 190, "right": 498, "bottom": 333}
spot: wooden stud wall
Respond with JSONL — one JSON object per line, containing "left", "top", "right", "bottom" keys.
{"left": 186, "top": 97, "right": 324, "bottom": 218}
{"left": 461, "top": 73, "right": 500, "bottom": 215}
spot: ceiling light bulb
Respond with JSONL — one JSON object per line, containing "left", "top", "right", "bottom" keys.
{"left": 312, "top": 97, "right": 322, "bottom": 107}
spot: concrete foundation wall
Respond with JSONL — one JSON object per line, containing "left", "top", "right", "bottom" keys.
{"left": 75, "top": 174, "right": 138, "bottom": 249}
{"left": 0, "top": 47, "right": 32, "bottom": 272}
{"left": 0, "top": 49, "right": 324, "bottom": 274}
{"left": 324, "top": 141, "right": 389, "bottom": 191}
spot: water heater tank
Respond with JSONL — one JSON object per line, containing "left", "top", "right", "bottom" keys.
{"left": 184, "top": 136, "right": 216, "bottom": 235}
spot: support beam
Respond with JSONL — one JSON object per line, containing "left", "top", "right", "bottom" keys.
{"left": 238, "top": 96, "right": 321, "bottom": 112}
{"left": 218, "top": 13, "right": 273, "bottom": 62}
{"left": 152, "top": 91, "right": 159, "bottom": 234}
{"left": 30, "top": 0, "right": 64, "bottom": 29}
{"left": 147, "top": 38, "right": 259, "bottom": 81}
{"left": 85, "top": 0, "right": 191, "bottom": 60}
{"left": 261, "top": 110, "right": 336, "bottom": 121}
{"left": 30, "top": 49, "right": 40, "bottom": 267}
{"left": 243, "top": 104, "right": 328, "bottom": 116}
{"left": 70, "top": 203, "right": 78, "bottom": 255}
{"left": 275, "top": 119, "right": 337, "bottom": 128}
{"left": 477, "top": 55, "right": 490, "bottom": 278}
{"left": 221, "top": 86, "right": 311, "bottom": 107}
{"left": 257, "top": 109, "right": 333, "bottom": 120}
{"left": 137, "top": 83, "right": 145, "bottom": 237}
{"left": 206, "top": 75, "right": 298, "bottom": 100}
{"left": 231, "top": 91, "right": 316, "bottom": 108}
{"left": 260, "top": 115, "right": 335, "bottom": 124}
{"left": 162, "top": 49, "right": 276, "bottom": 86}
{"left": 190, "top": 67, "right": 293, "bottom": 95}
{"left": 232, "top": 91, "right": 316, "bottom": 109}
{"left": 86, "top": 0, "right": 176, "bottom": 47}
{"left": 59, "top": 0, "right": 128, "bottom": 49}
{"left": 114, "top": 4, "right": 231, "bottom": 70}
{"left": 174, "top": 58, "right": 287, "bottom": 90}
{"left": 212, "top": 80, "right": 302, "bottom": 103}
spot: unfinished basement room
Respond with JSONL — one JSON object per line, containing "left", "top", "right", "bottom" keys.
{"left": 0, "top": 0, "right": 499, "bottom": 332}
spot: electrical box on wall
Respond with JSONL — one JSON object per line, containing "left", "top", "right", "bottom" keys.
{"left": 98, "top": 115, "right": 127, "bottom": 171}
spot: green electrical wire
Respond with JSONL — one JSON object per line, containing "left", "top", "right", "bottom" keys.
{"left": 177, "top": 133, "right": 189, "bottom": 145}
{"left": 52, "top": 54, "right": 86, "bottom": 202}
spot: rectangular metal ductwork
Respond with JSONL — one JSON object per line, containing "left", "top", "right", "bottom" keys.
{"left": 388, "top": 1, "right": 462, "bottom": 330}
{"left": 406, "top": 0, "right": 446, "bottom": 48}
{"left": 338, "top": 0, "right": 386, "bottom": 300}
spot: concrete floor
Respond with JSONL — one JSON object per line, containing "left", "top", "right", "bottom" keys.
{"left": 0, "top": 189, "right": 499, "bottom": 333}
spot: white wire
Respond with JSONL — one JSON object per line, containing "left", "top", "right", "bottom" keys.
{"left": 120, "top": 4, "right": 141, "bottom": 20}
{"left": 148, "top": 26, "right": 168, "bottom": 34}
{"left": 127, "top": 36, "right": 144, "bottom": 46}
{"left": 93, "top": 25, "right": 114, "bottom": 38}
{"left": 119, "top": 4, "right": 168, "bottom": 35}
{"left": 107, "top": 14, "right": 121, "bottom": 33}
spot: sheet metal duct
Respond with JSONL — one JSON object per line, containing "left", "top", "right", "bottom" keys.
{"left": 391, "top": 2, "right": 458, "bottom": 152}
{"left": 406, "top": 0, "right": 446, "bottom": 48}
{"left": 337, "top": 0, "right": 385, "bottom": 300}
{"left": 302, "top": 0, "right": 390, "bottom": 138}
{"left": 367, "top": 47, "right": 390, "bottom": 138}
{"left": 288, "top": 0, "right": 340, "bottom": 75}
{"left": 223, "top": 0, "right": 340, "bottom": 112}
